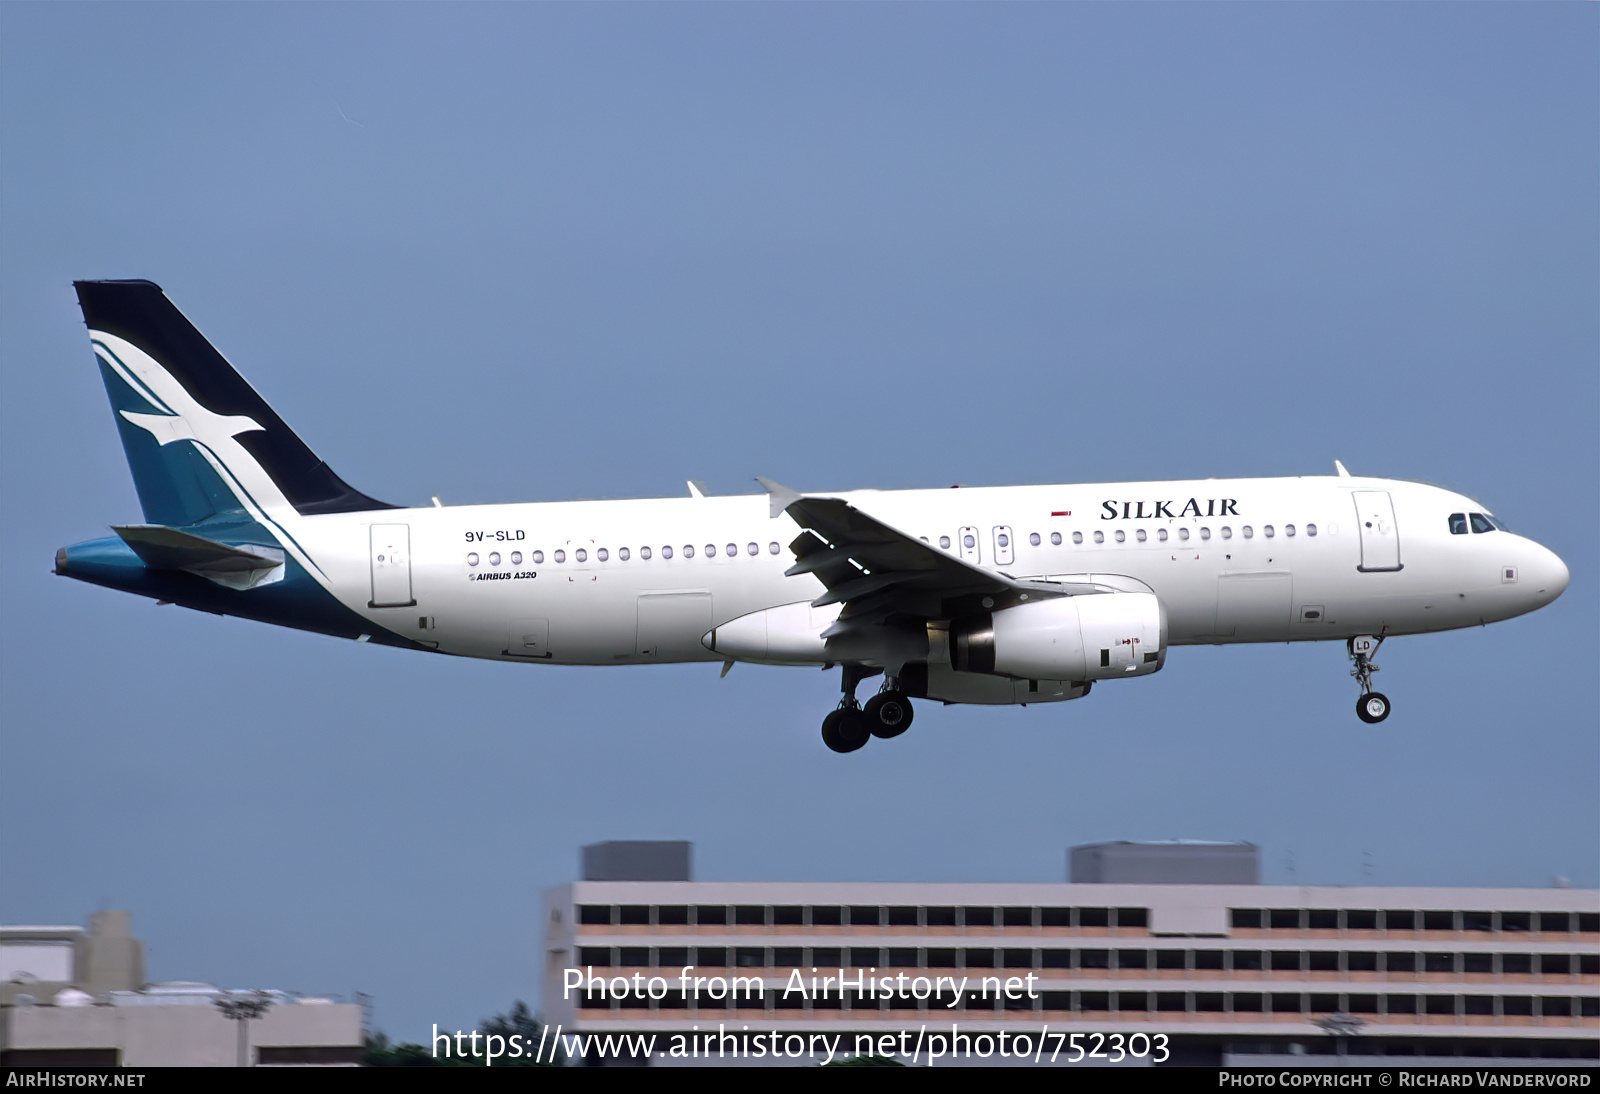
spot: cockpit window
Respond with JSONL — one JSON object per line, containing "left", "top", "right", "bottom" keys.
{"left": 1469, "top": 513, "right": 1497, "bottom": 534}
{"left": 1449, "top": 513, "right": 1468, "bottom": 535}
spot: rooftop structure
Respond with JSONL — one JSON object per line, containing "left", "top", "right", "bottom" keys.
{"left": 0, "top": 912, "right": 364, "bottom": 1067}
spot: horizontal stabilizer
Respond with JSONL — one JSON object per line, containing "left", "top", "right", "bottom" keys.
{"left": 112, "top": 525, "right": 284, "bottom": 590}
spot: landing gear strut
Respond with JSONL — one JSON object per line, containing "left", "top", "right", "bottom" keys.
{"left": 1349, "top": 635, "right": 1391, "bottom": 724}
{"left": 819, "top": 665, "right": 916, "bottom": 752}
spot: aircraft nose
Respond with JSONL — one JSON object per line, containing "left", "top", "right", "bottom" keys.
{"left": 1527, "top": 542, "right": 1569, "bottom": 606}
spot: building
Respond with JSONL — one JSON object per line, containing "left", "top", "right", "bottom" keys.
{"left": 0, "top": 912, "right": 364, "bottom": 1067}
{"left": 542, "top": 842, "right": 1599, "bottom": 1066}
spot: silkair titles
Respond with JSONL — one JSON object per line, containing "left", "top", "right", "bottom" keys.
{"left": 1102, "top": 498, "right": 1240, "bottom": 519}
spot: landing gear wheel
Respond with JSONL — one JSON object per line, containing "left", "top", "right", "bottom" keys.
{"left": 863, "top": 691, "right": 914, "bottom": 738}
{"left": 821, "top": 707, "right": 870, "bottom": 753}
{"left": 1356, "top": 692, "right": 1391, "bottom": 724}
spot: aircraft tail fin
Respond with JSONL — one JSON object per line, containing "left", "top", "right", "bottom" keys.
{"left": 74, "top": 279, "right": 395, "bottom": 527}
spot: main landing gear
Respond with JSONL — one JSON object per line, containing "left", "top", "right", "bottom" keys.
{"left": 1349, "top": 634, "right": 1391, "bottom": 724}
{"left": 820, "top": 665, "right": 916, "bottom": 753}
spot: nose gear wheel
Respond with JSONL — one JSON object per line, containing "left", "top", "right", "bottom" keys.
{"left": 1348, "top": 635, "right": 1391, "bottom": 723}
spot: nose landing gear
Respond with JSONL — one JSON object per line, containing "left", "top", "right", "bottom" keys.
{"left": 1349, "top": 635, "right": 1391, "bottom": 724}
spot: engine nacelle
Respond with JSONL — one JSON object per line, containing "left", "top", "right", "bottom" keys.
{"left": 950, "top": 593, "right": 1167, "bottom": 682}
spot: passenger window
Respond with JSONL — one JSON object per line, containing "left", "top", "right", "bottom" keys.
{"left": 940, "top": 536, "right": 951, "bottom": 549}
{"left": 1050, "top": 532, "right": 1062, "bottom": 546}
{"left": 705, "top": 544, "right": 716, "bottom": 557}
{"left": 1306, "top": 524, "right": 1317, "bottom": 537}
{"left": 1220, "top": 527, "right": 1232, "bottom": 540}
{"left": 1072, "top": 531, "right": 1083, "bottom": 545}
{"left": 1093, "top": 531, "right": 1104, "bottom": 544}
{"left": 597, "top": 548, "right": 608, "bottom": 562}
{"left": 574, "top": 548, "right": 586, "bottom": 563}
{"left": 727, "top": 543, "right": 738, "bottom": 557}
{"left": 1449, "top": 513, "right": 1468, "bottom": 535}
{"left": 1242, "top": 526, "right": 1253, "bottom": 539}
{"left": 1114, "top": 530, "right": 1125, "bottom": 543}
{"left": 642, "top": 546, "right": 653, "bottom": 559}
{"left": 963, "top": 534, "right": 976, "bottom": 549}
{"left": 1264, "top": 525, "right": 1274, "bottom": 538}
{"left": 683, "top": 545, "right": 695, "bottom": 558}
{"left": 490, "top": 552, "right": 501, "bottom": 566}
{"left": 661, "top": 546, "right": 672, "bottom": 559}
{"left": 747, "top": 543, "right": 758, "bottom": 556}
{"left": 554, "top": 550, "right": 566, "bottom": 563}
{"left": 769, "top": 542, "right": 780, "bottom": 555}
{"left": 1136, "top": 529, "right": 1147, "bottom": 542}
{"left": 511, "top": 551, "right": 523, "bottom": 565}
{"left": 997, "top": 533, "right": 1010, "bottom": 548}
{"left": 533, "top": 551, "right": 545, "bottom": 564}
{"left": 468, "top": 552, "right": 480, "bottom": 566}
{"left": 1469, "top": 513, "right": 1495, "bottom": 534}
{"left": 1157, "top": 529, "right": 1168, "bottom": 542}
{"left": 619, "top": 548, "right": 630, "bottom": 561}
{"left": 1200, "top": 528, "right": 1211, "bottom": 541}
{"left": 1286, "top": 525, "right": 1296, "bottom": 537}
{"left": 1178, "top": 528, "right": 1190, "bottom": 542}
{"left": 1029, "top": 532, "right": 1041, "bottom": 547}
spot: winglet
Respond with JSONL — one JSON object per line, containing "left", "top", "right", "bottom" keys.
{"left": 755, "top": 477, "right": 802, "bottom": 519}
{"left": 1334, "top": 460, "right": 1351, "bottom": 478}
{"left": 686, "top": 480, "right": 708, "bottom": 498}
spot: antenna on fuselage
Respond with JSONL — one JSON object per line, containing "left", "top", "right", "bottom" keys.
{"left": 1334, "top": 460, "right": 1352, "bottom": 478}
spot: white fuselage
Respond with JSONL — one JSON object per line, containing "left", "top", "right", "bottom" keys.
{"left": 287, "top": 474, "right": 1567, "bottom": 673}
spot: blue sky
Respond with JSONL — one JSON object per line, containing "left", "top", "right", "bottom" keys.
{"left": 2, "top": 4, "right": 1594, "bottom": 1041}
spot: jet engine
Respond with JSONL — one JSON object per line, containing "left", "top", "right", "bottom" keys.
{"left": 949, "top": 592, "right": 1166, "bottom": 682}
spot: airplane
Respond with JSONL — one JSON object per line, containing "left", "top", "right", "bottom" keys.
{"left": 55, "top": 280, "right": 1570, "bottom": 753}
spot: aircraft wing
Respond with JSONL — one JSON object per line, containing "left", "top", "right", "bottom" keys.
{"left": 758, "top": 479, "right": 1078, "bottom": 639}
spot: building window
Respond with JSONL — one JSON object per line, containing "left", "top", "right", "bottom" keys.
{"left": 849, "top": 906, "right": 882, "bottom": 927}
